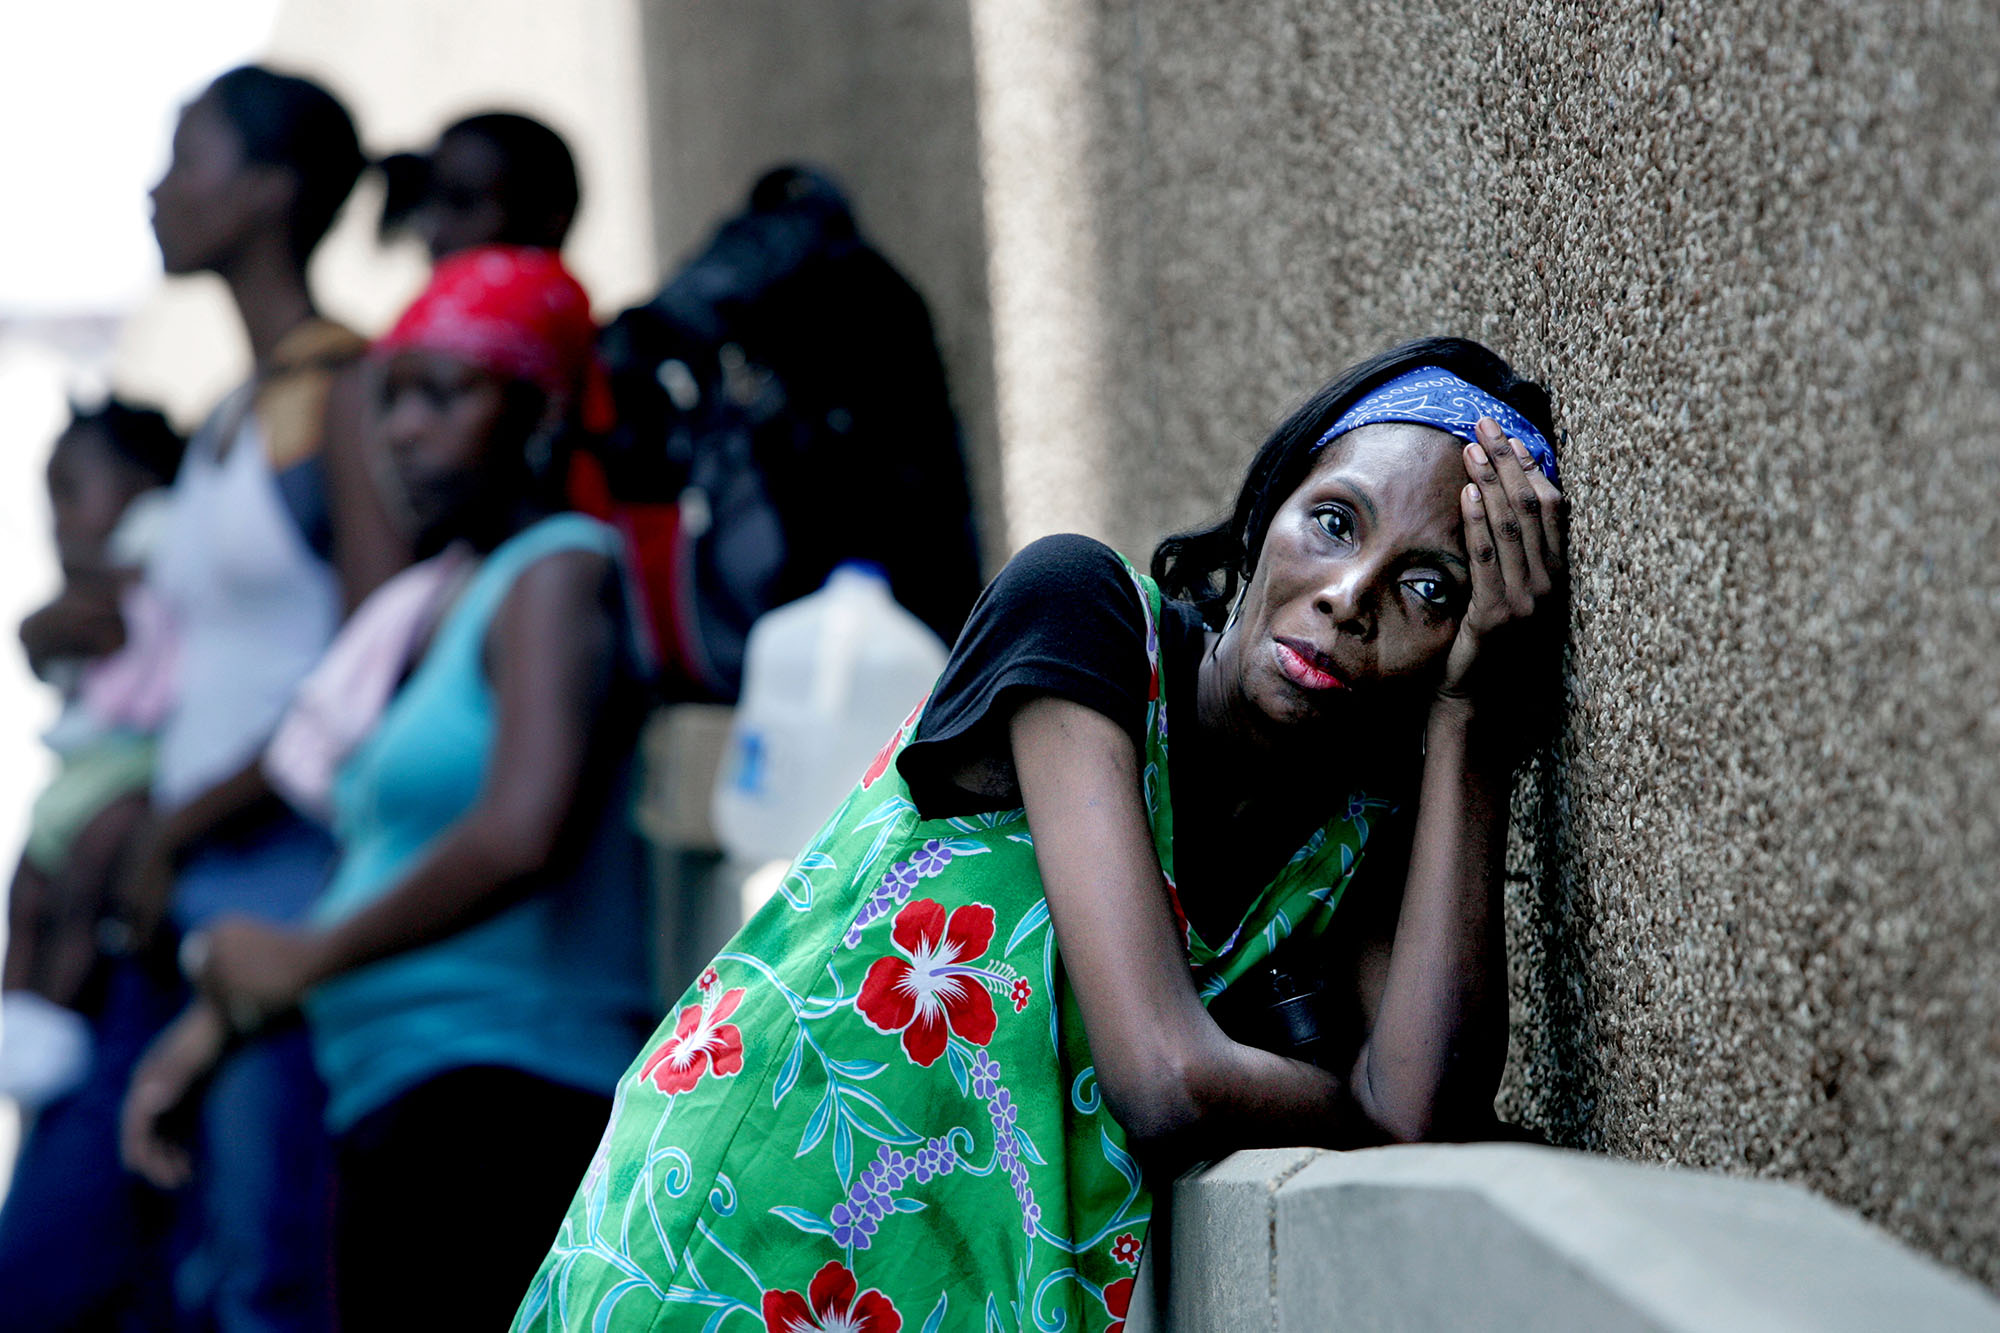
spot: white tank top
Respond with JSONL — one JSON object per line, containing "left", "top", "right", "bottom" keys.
{"left": 149, "top": 385, "right": 342, "bottom": 809}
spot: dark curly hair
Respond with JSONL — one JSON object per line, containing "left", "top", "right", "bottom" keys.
{"left": 1150, "top": 336, "right": 1555, "bottom": 628}
{"left": 63, "top": 397, "right": 185, "bottom": 486}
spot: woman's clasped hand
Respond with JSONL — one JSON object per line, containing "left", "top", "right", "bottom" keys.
{"left": 1439, "top": 416, "right": 1569, "bottom": 742}
{"left": 190, "top": 917, "right": 329, "bottom": 1031}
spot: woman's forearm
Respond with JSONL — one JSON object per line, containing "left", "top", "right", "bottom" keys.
{"left": 1089, "top": 991, "right": 1376, "bottom": 1170}
{"left": 286, "top": 551, "right": 621, "bottom": 993}
{"left": 121, "top": 998, "right": 231, "bottom": 1189}
{"left": 193, "top": 799, "right": 587, "bottom": 1025}
{"left": 161, "top": 760, "right": 285, "bottom": 857}
{"left": 108, "top": 761, "right": 282, "bottom": 951}
{"left": 1345, "top": 697, "right": 1511, "bottom": 1141}
{"left": 1191, "top": 1038, "right": 1386, "bottom": 1151}
{"left": 1016, "top": 697, "right": 1399, "bottom": 1165}
{"left": 304, "top": 807, "right": 553, "bottom": 984}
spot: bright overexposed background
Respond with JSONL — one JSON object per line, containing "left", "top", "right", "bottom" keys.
{"left": 0, "top": 0, "right": 286, "bottom": 1188}
{"left": 0, "top": 0, "right": 653, "bottom": 1199}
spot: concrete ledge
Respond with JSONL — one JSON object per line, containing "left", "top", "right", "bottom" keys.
{"left": 1155, "top": 1145, "right": 2000, "bottom": 1332}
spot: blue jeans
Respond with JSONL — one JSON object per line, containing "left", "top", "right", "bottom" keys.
{"left": 170, "top": 812, "right": 335, "bottom": 937}
{"left": 0, "top": 816, "right": 338, "bottom": 1333}
{"left": 0, "top": 957, "right": 181, "bottom": 1332}
{"left": 166, "top": 815, "right": 338, "bottom": 1333}
{"left": 169, "top": 1020, "right": 334, "bottom": 1333}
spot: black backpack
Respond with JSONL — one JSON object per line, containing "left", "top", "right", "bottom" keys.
{"left": 593, "top": 165, "right": 982, "bottom": 702}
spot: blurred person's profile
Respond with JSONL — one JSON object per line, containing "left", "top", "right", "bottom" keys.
{"left": 376, "top": 111, "right": 580, "bottom": 261}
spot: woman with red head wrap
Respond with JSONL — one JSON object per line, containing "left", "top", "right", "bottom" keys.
{"left": 122, "top": 246, "right": 654, "bottom": 1331}
{"left": 376, "top": 244, "right": 612, "bottom": 432}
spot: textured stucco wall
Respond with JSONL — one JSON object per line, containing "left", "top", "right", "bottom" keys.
{"left": 636, "top": 0, "right": 1004, "bottom": 570}
{"left": 971, "top": 0, "right": 2000, "bottom": 1286}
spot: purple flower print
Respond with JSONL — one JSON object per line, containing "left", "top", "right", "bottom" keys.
{"left": 993, "top": 1123, "right": 1018, "bottom": 1173}
{"left": 844, "top": 860, "right": 925, "bottom": 947}
{"left": 831, "top": 1145, "right": 918, "bottom": 1250}
{"left": 914, "top": 1136, "right": 956, "bottom": 1184}
{"left": 830, "top": 1199, "right": 879, "bottom": 1250}
{"left": 970, "top": 1050, "right": 1001, "bottom": 1100}
{"left": 910, "top": 839, "right": 954, "bottom": 878}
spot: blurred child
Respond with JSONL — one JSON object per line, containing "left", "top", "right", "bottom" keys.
{"left": 0, "top": 399, "right": 186, "bottom": 1330}
{"left": 2, "top": 398, "right": 183, "bottom": 1100}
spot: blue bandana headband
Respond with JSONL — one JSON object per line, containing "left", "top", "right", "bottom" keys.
{"left": 1312, "top": 366, "right": 1558, "bottom": 485}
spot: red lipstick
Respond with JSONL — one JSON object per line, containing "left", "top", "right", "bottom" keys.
{"left": 1274, "top": 638, "right": 1347, "bottom": 691}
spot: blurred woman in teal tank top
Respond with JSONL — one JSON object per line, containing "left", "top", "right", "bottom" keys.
{"left": 120, "top": 245, "right": 652, "bottom": 1332}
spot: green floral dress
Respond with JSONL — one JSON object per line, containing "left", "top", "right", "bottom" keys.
{"left": 515, "top": 562, "right": 1391, "bottom": 1333}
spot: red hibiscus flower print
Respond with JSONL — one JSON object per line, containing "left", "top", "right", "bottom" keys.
{"left": 1110, "top": 1232, "right": 1141, "bottom": 1268}
{"left": 860, "top": 696, "right": 929, "bottom": 790}
{"left": 762, "top": 1260, "right": 902, "bottom": 1333}
{"left": 638, "top": 987, "right": 746, "bottom": 1094}
{"left": 1010, "top": 978, "right": 1033, "bottom": 1013}
{"left": 698, "top": 966, "right": 718, "bottom": 992}
{"left": 856, "top": 898, "right": 998, "bottom": 1066}
{"left": 1102, "top": 1276, "right": 1134, "bottom": 1333}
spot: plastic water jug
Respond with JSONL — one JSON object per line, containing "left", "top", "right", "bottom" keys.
{"left": 713, "top": 562, "right": 949, "bottom": 867}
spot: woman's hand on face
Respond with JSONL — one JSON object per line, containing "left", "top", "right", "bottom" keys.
{"left": 120, "top": 1001, "right": 229, "bottom": 1189}
{"left": 190, "top": 917, "right": 331, "bottom": 1034}
{"left": 1437, "top": 417, "right": 1569, "bottom": 741}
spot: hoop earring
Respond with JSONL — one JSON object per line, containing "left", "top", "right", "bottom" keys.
{"left": 1222, "top": 581, "right": 1249, "bottom": 631}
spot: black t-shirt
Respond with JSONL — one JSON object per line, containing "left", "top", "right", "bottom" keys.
{"left": 898, "top": 533, "right": 1417, "bottom": 948}
{"left": 897, "top": 533, "right": 1211, "bottom": 819}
